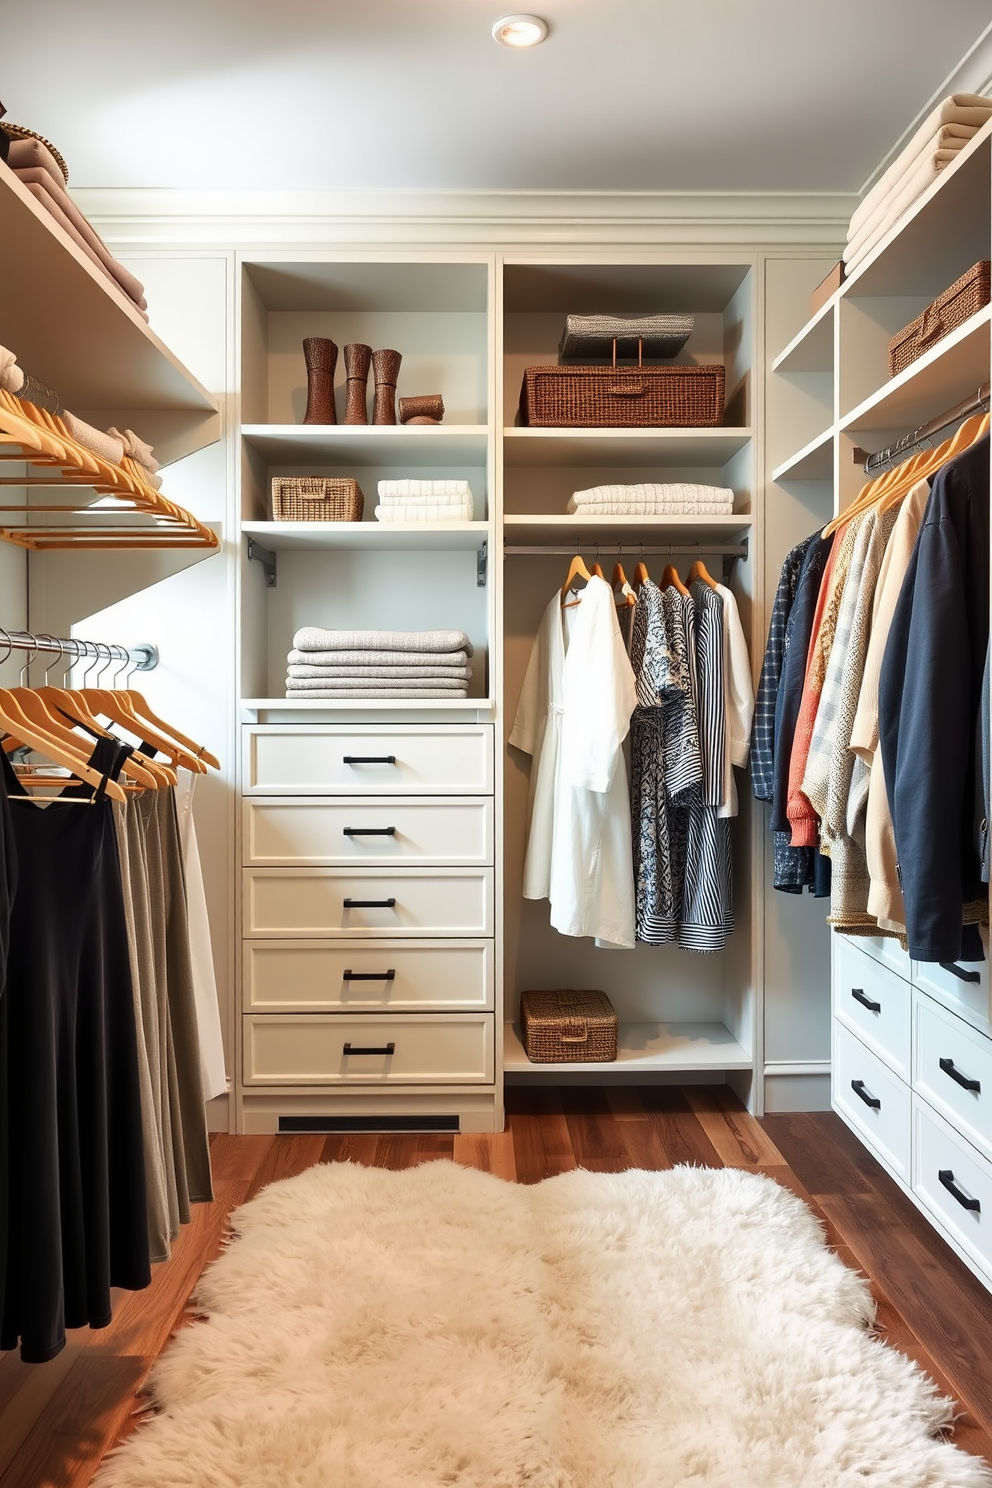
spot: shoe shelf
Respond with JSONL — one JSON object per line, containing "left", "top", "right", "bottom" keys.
{"left": 502, "top": 427, "right": 752, "bottom": 468}
{"left": 503, "top": 1020, "right": 752, "bottom": 1076}
{"left": 242, "top": 520, "right": 490, "bottom": 552}
{"left": 241, "top": 424, "right": 490, "bottom": 466}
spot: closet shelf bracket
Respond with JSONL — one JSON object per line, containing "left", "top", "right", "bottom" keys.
{"left": 247, "top": 536, "right": 277, "bottom": 588}
{"left": 477, "top": 540, "right": 488, "bottom": 588}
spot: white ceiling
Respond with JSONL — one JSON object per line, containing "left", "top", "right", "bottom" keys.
{"left": 3, "top": 2, "right": 991, "bottom": 194}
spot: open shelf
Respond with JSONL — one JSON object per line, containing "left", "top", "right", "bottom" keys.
{"left": 503, "top": 1020, "right": 752, "bottom": 1076}
{"left": 242, "top": 424, "right": 489, "bottom": 466}
{"left": 0, "top": 162, "right": 217, "bottom": 462}
{"left": 502, "top": 428, "right": 751, "bottom": 468}
{"left": 243, "top": 520, "right": 489, "bottom": 552}
{"left": 502, "top": 514, "right": 751, "bottom": 545}
{"left": 840, "top": 304, "right": 991, "bottom": 437}
{"left": 772, "top": 301, "right": 834, "bottom": 375}
{"left": 772, "top": 427, "right": 834, "bottom": 482}
{"left": 242, "top": 696, "right": 495, "bottom": 715}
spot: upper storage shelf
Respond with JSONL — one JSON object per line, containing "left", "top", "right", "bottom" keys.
{"left": 0, "top": 161, "right": 217, "bottom": 465}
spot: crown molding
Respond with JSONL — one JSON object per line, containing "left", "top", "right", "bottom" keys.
{"left": 70, "top": 188, "right": 854, "bottom": 252}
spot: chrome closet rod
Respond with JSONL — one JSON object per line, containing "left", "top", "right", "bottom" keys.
{"left": 0, "top": 629, "right": 158, "bottom": 672}
{"left": 504, "top": 542, "right": 748, "bottom": 558}
{"left": 856, "top": 382, "right": 991, "bottom": 475}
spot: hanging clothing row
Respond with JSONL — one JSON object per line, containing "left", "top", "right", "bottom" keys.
{"left": 752, "top": 414, "right": 991, "bottom": 965}
{"left": 0, "top": 645, "right": 225, "bottom": 1363}
{"left": 510, "top": 554, "right": 754, "bottom": 952}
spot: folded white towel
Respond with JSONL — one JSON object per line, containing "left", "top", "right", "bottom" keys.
{"left": 845, "top": 148, "right": 963, "bottom": 272}
{"left": 849, "top": 95, "right": 992, "bottom": 242}
{"left": 566, "top": 499, "right": 736, "bottom": 515}
{"left": 378, "top": 480, "right": 472, "bottom": 499}
{"left": 285, "top": 686, "right": 470, "bottom": 699}
{"left": 571, "top": 483, "right": 734, "bottom": 506}
{"left": 375, "top": 503, "right": 473, "bottom": 522}
{"left": 287, "top": 647, "right": 472, "bottom": 668}
{"left": 286, "top": 676, "right": 469, "bottom": 693}
{"left": 288, "top": 663, "right": 473, "bottom": 680}
{"left": 293, "top": 627, "right": 474, "bottom": 656}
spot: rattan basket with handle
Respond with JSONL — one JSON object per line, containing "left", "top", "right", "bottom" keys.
{"left": 519, "top": 989, "right": 618, "bottom": 1063}
{"left": 889, "top": 261, "right": 991, "bottom": 378}
{"left": 271, "top": 476, "right": 365, "bottom": 522}
{"left": 518, "top": 362, "right": 724, "bottom": 428}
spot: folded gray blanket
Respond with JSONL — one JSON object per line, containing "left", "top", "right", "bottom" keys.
{"left": 287, "top": 674, "right": 469, "bottom": 690}
{"left": 286, "top": 687, "right": 470, "bottom": 699}
{"left": 288, "top": 663, "right": 473, "bottom": 681}
{"left": 293, "top": 627, "right": 474, "bottom": 657}
{"left": 288, "top": 647, "right": 472, "bottom": 668}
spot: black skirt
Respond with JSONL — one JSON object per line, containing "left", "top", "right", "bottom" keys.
{"left": 0, "top": 741, "right": 150, "bottom": 1362}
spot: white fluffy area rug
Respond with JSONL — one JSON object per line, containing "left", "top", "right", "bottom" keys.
{"left": 95, "top": 1161, "right": 992, "bottom": 1488}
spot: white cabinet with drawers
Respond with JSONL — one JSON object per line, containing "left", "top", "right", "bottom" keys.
{"left": 240, "top": 724, "right": 498, "bottom": 1133}
{"left": 833, "top": 932, "right": 992, "bottom": 1290}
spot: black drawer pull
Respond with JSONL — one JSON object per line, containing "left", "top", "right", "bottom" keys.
{"left": 342, "top": 969, "right": 396, "bottom": 982}
{"left": 851, "top": 987, "right": 882, "bottom": 1013}
{"left": 939, "top": 1057, "right": 981, "bottom": 1093}
{"left": 343, "top": 897, "right": 396, "bottom": 909}
{"left": 343, "top": 1042, "right": 396, "bottom": 1057}
{"left": 939, "top": 961, "right": 981, "bottom": 984}
{"left": 938, "top": 1169, "right": 981, "bottom": 1213}
{"left": 343, "top": 827, "right": 396, "bottom": 837}
{"left": 851, "top": 1079, "right": 881, "bottom": 1110}
{"left": 343, "top": 755, "right": 396, "bottom": 765}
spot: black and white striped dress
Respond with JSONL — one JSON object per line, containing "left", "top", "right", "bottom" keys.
{"left": 680, "top": 582, "right": 734, "bottom": 952}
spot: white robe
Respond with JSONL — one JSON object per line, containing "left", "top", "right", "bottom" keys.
{"left": 509, "top": 575, "right": 637, "bottom": 949}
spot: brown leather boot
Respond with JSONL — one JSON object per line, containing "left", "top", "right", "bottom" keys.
{"left": 371, "top": 349, "right": 402, "bottom": 425}
{"left": 343, "top": 343, "right": 372, "bottom": 424}
{"left": 303, "top": 337, "right": 337, "bottom": 424}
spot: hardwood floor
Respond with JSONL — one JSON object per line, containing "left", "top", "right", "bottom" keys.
{"left": 2, "top": 1087, "right": 991, "bottom": 1484}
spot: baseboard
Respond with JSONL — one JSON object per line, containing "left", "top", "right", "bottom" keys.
{"left": 206, "top": 1090, "right": 231, "bottom": 1132}
{"left": 763, "top": 1063, "right": 832, "bottom": 1113}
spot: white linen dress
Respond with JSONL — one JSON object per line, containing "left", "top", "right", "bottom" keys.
{"left": 509, "top": 575, "right": 638, "bottom": 949}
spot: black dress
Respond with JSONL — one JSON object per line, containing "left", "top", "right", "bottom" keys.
{"left": 0, "top": 739, "right": 150, "bottom": 1362}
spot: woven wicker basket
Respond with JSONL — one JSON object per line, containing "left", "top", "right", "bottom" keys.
{"left": 271, "top": 476, "right": 364, "bottom": 522}
{"left": 518, "top": 364, "right": 724, "bottom": 428}
{"left": 889, "top": 261, "right": 991, "bottom": 378}
{"left": 519, "top": 989, "right": 618, "bottom": 1064}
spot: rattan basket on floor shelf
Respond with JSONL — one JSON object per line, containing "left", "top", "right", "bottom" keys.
{"left": 519, "top": 989, "right": 618, "bottom": 1063}
{"left": 271, "top": 476, "right": 365, "bottom": 522}
{"left": 888, "top": 261, "right": 991, "bottom": 378}
{"left": 518, "top": 363, "right": 724, "bottom": 428}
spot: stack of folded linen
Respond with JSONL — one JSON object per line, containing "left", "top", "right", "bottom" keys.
{"left": 287, "top": 627, "right": 475, "bottom": 698}
{"left": 845, "top": 94, "right": 992, "bottom": 275}
{"left": 375, "top": 479, "right": 474, "bottom": 522}
{"left": 566, "top": 483, "right": 735, "bottom": 515}
{"left": 3, "top": 134, "right": 148, "bottom": 317}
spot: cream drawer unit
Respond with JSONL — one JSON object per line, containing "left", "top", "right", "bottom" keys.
{"left": 244, "top": 867, "right": 495, "bottom": 938}
{"left": 912, "top": 1098, "right": 992, "bottom": 1282}
{"left": 244, "top": 939, "right": 494, "bottom": 1012}
{"left": 243, "top": 1013, "right": 495, "bottom": 1086}
{"left": 913, "top": 949, "right": 991, "bottom": 1033}
{"left": 833, "top": 1022, "right": 911, "bottom": 1181}
{"left": 913, "top": 991, "right": 992, "bottom": 1163}
{"left": 843, "top": 932, "right": 912, "bottom": 984}
{"left": 243, "top": 726, "right": 495, "bottom": 796}
{"left": 244, "top": 797, "right": 494, "bottom": 868}
{"left": 833, "top": 935, "right": 911, "bottom": 1079}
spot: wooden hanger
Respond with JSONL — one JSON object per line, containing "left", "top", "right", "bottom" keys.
{"left": 81, "top": 687, "right": 192, "bottom": 776}
{"left": 590, "top": 559, "right": 604, "bottom": 579}
{"left": 632, "top": 561, "right": 650, "bottom": 590}
{"left": 0, "top": 693, "right": 126, "bottom": 802}
{"left": 36, "top": 686, "right": 171, "bottom": 788}
{"left": 661, "top": 563, "right": 690, "bottom": 596}
{"left": 877, "top": 412, "right": 990, "bottom": 515}
{"left": 560, "top": 553, "right": 592, "bottom": 610}
{"left": 612, "top": 561, "right": 636, "bottom": 607}
{"left": 122, "top": 687, "right": 219, "bottom": 771}
{"left": 688, "top": 557, "right": 718, "bottom": 590}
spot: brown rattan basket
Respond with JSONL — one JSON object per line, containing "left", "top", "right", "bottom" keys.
{"left": 519, "top": 989, "right": 618, "bottom": 1064}
{"left": 518, "top": 363, "right": 724, "bottom": 428}
{"left": 889, "top": 261, "right": 991, "bottom": 378}
{"left": 271, "top": 476, "right": 364, "bottom": 522}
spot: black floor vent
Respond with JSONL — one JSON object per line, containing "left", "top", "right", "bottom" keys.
{"left": 278, "top": 1115, "right": 460, "bottom": 1134}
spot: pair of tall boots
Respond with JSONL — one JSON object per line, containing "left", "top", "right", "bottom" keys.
{"left": 303, "top": 338, "right": 400, "bottom": 425}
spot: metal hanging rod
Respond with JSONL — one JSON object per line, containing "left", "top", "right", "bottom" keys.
{"left": 0, "top": 630, "right": 158, "bottom": 672}
{"left": 853, "top": 382, "right": 991, "bottom": 475}
{"left": 504, "top": 540, "right": 748, "bottom": 560}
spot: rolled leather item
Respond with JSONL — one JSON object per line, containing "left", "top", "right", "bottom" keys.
{"left": 399, "top": 392, "right": 445, "bottom": 423}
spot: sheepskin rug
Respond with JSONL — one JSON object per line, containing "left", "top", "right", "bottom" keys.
{"left": 95, "top": 1161, "right": 991, "bottom": 1488}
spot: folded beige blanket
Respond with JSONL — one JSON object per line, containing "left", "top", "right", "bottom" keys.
{"left": 288, "top": 663, "right": 473, "bottom": 681}
{"left": 566, "top": 499, "right": 735, "bottom": 515}
{"left": 286, "top": 677, "right": 469, "bottom": 693}
{"left": 293, "top": 627, "right": 474, "bottom": 656}
{"left": 7, "top": 136, "right": 66, "bottom": 188}
{"left": 378, "top": 480, "right": 472, "bottom": 499}
{"left": 17, "top": 172, "right": 148, "bottom": 311}
{"left": 285, "top": 687, "right": 470, "bottom": 699}
{"left": 849, "top": 94, "right": 992, "bottom": 241}
{"left": 375, "top": 504, "right": 473, "bottom": 522}
{"left": 0, "top": 347, "right": 23, "bottom": 395}
{"left": 107, "top": 427, "right": 158, "bottom": 472}
{"left": 845, "top": 148, "right": 963, "bottom": 271}
{"left": 288, "top": 647, "right": 472, "bottom": 668}
{"left": 62, "top": 412, "right": 125, "bottom": 465}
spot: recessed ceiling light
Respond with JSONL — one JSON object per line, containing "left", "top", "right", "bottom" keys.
{"left": 492, "top": 14, "right": 549, "bottom": 47}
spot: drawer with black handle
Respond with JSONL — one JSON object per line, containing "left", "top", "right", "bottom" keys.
{"left": 243, "top": 1013, "right": 495, "bottom": 1085}
{"left": 833, "top": 1021, "right": 911, "bottom": 1180}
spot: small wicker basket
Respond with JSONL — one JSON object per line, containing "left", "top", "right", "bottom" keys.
{"left": 270, "top": 476, "right": 364, "bottom": 522}
{"left": 519, "top": 989, "right": 618, "bottom": 1064}
{"left": 889, "top": 261, "right": 991, "bottom": 378}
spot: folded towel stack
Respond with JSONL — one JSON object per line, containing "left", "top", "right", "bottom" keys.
{"left": 845, "top": 94, "right": 992, "bottom": 275}
{"left": 4, "top": 136, "right": 148, "bottom": 316}
{"left": 566, "top": 483, "right": 735, "bottom": 515}
{"left": 376, "top": 479, "right": 474, "bottom": 523}
{"left": 287, "top": 627, "right": 475, "bottom": 698}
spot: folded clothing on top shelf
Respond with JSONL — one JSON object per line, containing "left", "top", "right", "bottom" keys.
{"left": 288, "top": 627, "right": 475, "bottom": 698}
{"left": 10, "top": 168, "right": 148, "bottom": 315}
{"left": 376, "top": 503, "right": 472, "bottom": 521}
{"left": 566, "top": 482, "right": 735, "bottom": 515}
{"left": 845, "top": 94, "right": 992, "bottom": 274}
{"left": 376, "top": 479, "right": 474, "bottom": 523}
